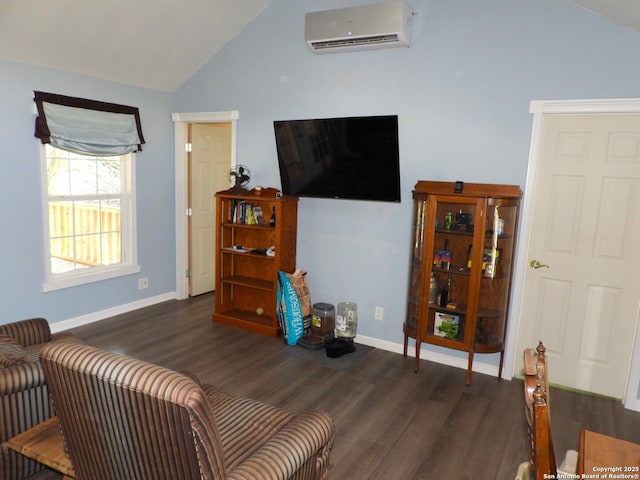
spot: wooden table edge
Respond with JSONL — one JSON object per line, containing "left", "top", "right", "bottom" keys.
{"left": 6, "top": 416, "right": 75, "bottom": 478}
{"left": 578, "top": 429, "right": 586, "bottom": 475}
{"left": 578, "top": 428, "right": 640, "bottom": 477}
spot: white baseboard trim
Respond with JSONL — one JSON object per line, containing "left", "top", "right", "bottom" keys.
{"left": 624, "top": 397, "right": 640, "bottom": 412}
{"left": 356, "top": 334, "right": 505, "bottom": 380}
{"left": 50, "top": 292, "right": 177, "bottom": 334}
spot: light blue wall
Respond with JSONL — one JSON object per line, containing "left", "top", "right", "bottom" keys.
{"left": 173, "top": 0, "right": 640, "bottom": 367}
{"left": 0, "top": 60, "right": 176, "bottom": 323}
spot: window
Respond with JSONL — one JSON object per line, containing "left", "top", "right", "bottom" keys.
{"left": 33, "top": 91, "right": 144, "bottom": 291}
{"left": 43, "top": 145, "right": 139, "bottom": 291}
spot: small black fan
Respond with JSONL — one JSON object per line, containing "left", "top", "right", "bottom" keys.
{"left": 229, "top": 164, "right": 251, "bottom": 190}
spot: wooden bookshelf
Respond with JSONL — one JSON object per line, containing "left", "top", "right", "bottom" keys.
{"left": 213, "top": 188, "right": 298, "bottom": 336}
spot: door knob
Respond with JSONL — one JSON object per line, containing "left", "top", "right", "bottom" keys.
{"left": 530, "top": 259, "right": 549, "bottom": 269}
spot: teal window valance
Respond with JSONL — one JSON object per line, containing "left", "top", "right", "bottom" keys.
{"left": 34, "top": 91, "right": 145, "bottom": 156}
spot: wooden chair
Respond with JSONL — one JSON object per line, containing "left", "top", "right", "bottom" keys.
{"left": 516, "top": 341, "right": 577, "bottom": 480}
{"left": 40, "top": 342, "right": 335, "bottom": 480}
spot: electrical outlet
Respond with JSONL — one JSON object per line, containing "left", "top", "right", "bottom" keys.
{"left": 138, "top": 277, "right": 149, "bottom": 289}
{"left": 374, "top": 306, "right": 384, "bottom": 321}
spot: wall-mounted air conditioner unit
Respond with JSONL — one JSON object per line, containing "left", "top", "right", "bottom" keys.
{"left": 305, "top": 1, "right": 415, "bottom": 54}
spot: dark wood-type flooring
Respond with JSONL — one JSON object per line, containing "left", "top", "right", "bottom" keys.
{"left": 39, "top": 293, "right": 640, "bottom": 479}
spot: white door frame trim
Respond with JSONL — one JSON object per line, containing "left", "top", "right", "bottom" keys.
{"left": 172, "top": 111, "right": 239, "bottom": 300}
{"left": 506, "top": 98, "right": 640, "bottom": 411}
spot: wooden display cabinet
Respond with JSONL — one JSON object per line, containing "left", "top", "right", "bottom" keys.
{"left": 403, "top": 181, "right": 522, "bottom": 385}
{"left": 213, "top": 188, "right": 298, "bottom": 336}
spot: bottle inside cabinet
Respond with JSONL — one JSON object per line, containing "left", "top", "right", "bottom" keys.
{"left": 403, "top": 181, "right": 521, "bottom": 385}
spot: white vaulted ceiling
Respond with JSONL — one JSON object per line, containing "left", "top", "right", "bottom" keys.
{"left": 0, "top": 0, "right": 272, "bottom": 92}
{"left": 570, "top": 0, "right": 640, "bottom": 33}
{"left": 0, "top": 1, "right": 638, "bottom": 92}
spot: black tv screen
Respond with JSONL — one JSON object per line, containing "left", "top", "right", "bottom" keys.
{"left": 274, "top": 115, "right": 401, "bottom": 202}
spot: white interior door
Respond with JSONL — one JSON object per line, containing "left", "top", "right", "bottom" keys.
{"left": 515, "top": 112, "right": 640, "bottom": 399}
{"left": 189, "top": 123, "right": 232, "bottom": 296}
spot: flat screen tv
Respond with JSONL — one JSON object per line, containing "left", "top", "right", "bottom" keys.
{"left": 274, "top": 115, "right": 401, "bottom": 202}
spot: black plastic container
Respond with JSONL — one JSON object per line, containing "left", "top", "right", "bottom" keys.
{"left": 324, "top": 337, "right": 356, "bottom": 358}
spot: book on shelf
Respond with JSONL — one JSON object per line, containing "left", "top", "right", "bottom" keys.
{"left": 228, "top": 200, "right": 269, "bottom": 225}
{"left": 246, "top": 203, "right": 256, "bottom": 225}
{"left": 240, "top": 201, "right": 247, "bottom": 224}
{"left": 230, "top": 200, "right": 246, "bottom": 224}
{"left": 229, "top": 199, "right": 238, "bottom": 223}
{"left": 253, "top": 205, "right": 266, "bottom": 224}
{"left": 434, "top": 311, "right": 460, "bottom": 340}
{"left": 433, "top": 239, "right": 452, "bottom": 270}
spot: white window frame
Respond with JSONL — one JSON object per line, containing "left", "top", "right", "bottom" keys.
{"left": 41, "top": 145, "right": 140, "bottom": 292}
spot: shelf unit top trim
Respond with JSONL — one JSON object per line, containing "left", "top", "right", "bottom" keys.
{"left": 413, "top": 181, "right": 522, "bottom": 199}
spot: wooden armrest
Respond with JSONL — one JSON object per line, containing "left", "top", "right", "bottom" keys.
{"left": 524, "top": 348, "right": 537, "bottom": 375}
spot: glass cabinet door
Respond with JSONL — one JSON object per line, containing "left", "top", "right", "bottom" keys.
{"left": 404, "top": 197, "right": 426, "bottom": 336}
{"left": 475, "top": 198, "right": 519, "bottom": 353}
{"left": 423, "top": 195, "right": 484, "bottom": 349}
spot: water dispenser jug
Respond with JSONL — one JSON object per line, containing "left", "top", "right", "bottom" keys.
{"left": 336, "top": 302, "right": 357, "bottom": 339}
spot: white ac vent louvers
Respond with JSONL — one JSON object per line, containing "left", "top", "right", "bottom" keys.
{"left": 310, "top": 34, "right": 401, "bottom": 51}
{"left": 305, "top": 1, "right": 415, "bottom": 54}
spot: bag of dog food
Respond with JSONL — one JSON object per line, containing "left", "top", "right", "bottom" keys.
{"left": 277, "top": 270, "right": 305, "bottom": 345}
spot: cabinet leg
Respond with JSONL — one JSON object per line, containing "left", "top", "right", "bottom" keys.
{"left": 497, "top": 350, "right": 504, "bottom": 381}
{"left": 403, "top": 334, "right": 408, "bottom": 358}
{"left": 465, "top": 350, "right": 474, "bottom": 386}
{"left": 414, "top": 339, "right": 421, "bottom": 373}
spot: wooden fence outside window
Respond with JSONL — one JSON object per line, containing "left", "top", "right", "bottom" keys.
{"left": 49, "top": 202, "right": 121, "bottom": 268}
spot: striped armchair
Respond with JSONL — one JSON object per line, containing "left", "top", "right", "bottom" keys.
{"left": 0, "top": 317, "right": 83, "bottom": 479}
{"left": 40, "top": 342, "right": 335, "bottom": 480}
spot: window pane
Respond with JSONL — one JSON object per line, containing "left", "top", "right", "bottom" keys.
{"left": 74, "top": 201, "right": 100, "bottom": 235}
{"left": 97, "top": 158, "right": 122, "bottom": 194}
{"left": 47, "top": 154, "right": 71, "bottom": 197}
{"left": 69, "top": 158, "right": 98, "bottom": 196}
{"left": 75, "top": 234, "right": 99, "bottom": 266}
{"left": 101, "top": 200, "right": 121, "bottom": 232}
{"left": 49, "top": 201, "right": 73, "bottom": 236}
{"left": 101, "top": 232, "right": 121, "bottom": 265}
{"left": 50, "top": 237, "right": 86, "bottom": 274}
